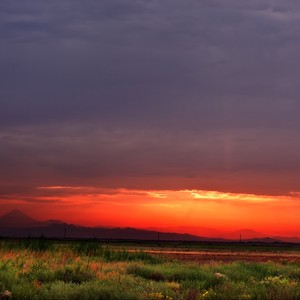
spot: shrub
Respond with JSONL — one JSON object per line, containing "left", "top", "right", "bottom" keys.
{"left": 54, "top": 265, "right": 96, "bottom": 284}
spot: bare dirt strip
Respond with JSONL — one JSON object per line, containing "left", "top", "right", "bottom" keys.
{"left": 129, "top": 249, "right": 300, "bottom": 263}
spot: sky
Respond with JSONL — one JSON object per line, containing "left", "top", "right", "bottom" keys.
{"left": 1, "top": 0, "right": 300, "bottom": 237}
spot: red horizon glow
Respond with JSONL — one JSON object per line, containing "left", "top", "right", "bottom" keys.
{"left": 1, "top": 186, "right": 300, "bottom": 238}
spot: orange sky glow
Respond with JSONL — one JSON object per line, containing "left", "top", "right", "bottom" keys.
{"left": 2, "top": 0, "right": 300, "bottom": 243}
{"left": 1, "top": 186, "right": 300, "bottom": 238}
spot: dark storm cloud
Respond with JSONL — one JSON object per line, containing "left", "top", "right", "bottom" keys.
{"left": 1, "top": 0, "right": 300, "bottom": 195}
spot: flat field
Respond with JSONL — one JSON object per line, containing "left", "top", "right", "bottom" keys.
{"left": 1, "top": 239, "right": 300, "bottom": 299}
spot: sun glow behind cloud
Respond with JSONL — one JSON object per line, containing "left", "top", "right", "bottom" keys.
{"left": 189, "top": 190, "right": 288, "bottom": 203}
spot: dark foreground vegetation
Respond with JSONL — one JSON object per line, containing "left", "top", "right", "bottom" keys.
{"left": 1, "top": 238, "right": 300, "bottom": 299}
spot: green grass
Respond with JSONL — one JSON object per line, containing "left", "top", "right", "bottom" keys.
{"left": 0, "top": 239, "right": 300, "bottom": 299}
{"left": 109, "top": 241, "right": 300, "bottom": 253}
{"left": 72, "top": 241, "right": 161, "bottom": 264}
{"left": 1, "top": 237, "right": 53, "bottom": 252}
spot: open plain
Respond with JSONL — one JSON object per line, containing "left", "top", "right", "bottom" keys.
{"left": 1, "top": 239, "right": 300, "bottom": 299}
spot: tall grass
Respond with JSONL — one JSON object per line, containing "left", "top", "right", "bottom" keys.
{"left": 72, "top": 241, "right": 160, "bottom": 263}
{"left": 0, "top": 237, "right": 52, "bottom": 252}
{"left": 1, "top": 239, "right": 300, "bottom": 299}
{"left": 0, "top": 239, "right": 159, "bottom": 263}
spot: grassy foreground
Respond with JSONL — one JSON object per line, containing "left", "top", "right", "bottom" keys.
{"left": 0, "top": 240, "right": 300, "bottom": 299}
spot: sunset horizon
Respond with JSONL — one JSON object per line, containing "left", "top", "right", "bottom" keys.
{"left": 1, "top": 186, "right": 300, "bottom": 239}
{"left": 2, "top": 2, "right": 300, "bottom": 298}
{"left": 1, "top": 1, "right": 300, "bottom": 243}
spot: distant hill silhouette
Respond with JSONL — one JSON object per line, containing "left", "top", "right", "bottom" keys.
{"left": 147, "top": 226, "right": 227, "bottom": 238}
{"left": 246, "top": 237, "right": 282, "bottom": 243}
{"left": 272, "top": 236, "right": 300, "bottom": 243}
{"left": 0, "top": 209, "right": 66, "bottom": 228}
{"left": 0, "top": 210, "right": 218, "bottom": 241}
{"left": 223, "top": 229, "right": 267, "bottom": 240}
{"left": 0, "top": 209, "right": 39, "bottom": 228}
{"left": 0, "top": 210, "right": 299, "bottom": 243}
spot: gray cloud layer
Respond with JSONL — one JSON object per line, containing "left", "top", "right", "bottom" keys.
{"left": 1, "top": 0, "right": 300, "bottom": 195}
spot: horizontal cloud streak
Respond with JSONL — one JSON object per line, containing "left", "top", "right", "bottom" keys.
{"left": 0, "top": 124, "right": 299, "bottom": 195}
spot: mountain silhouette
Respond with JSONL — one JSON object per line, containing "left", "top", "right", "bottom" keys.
{"left": 224, "top": 229, "right": 266, "bottom": 240}
{"left": 0, "top": 210, "right": 299, "bottom": 243}
{"left": 0, "top": 210, "right": 219, "bottom": 241}
{"left": 0, "top": 209, "right": 39, "bottom": 228}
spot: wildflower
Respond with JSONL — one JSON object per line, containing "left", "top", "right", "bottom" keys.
{"left": 200, "top": 291, "right": 210, "bottom": 298}
{"left": 166, "top": 281, "right": 180, "bottom": 290}
{"left": 1, "top": 290, "right": 12, "bottom": 298}
{"left": 240, "top": 294, "right": 251, "bottom": 299}
{"left": 148, "top": 292, "right": 164, "bottom": 299}
{"left": 33, "top": 280, "right": 42, "bottom": 288}
{"left": 214, "top": 272, "right": 226, "bottom": 278}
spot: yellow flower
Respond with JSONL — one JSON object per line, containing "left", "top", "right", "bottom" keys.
{"left": 148, "top": 292, "right": 164, "bottom": 299}
{"left": 200, "top": 291, "right": 210, "bottom": 298}
{"left": 166, "top": 281, "right": 180, "bottom": 290}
